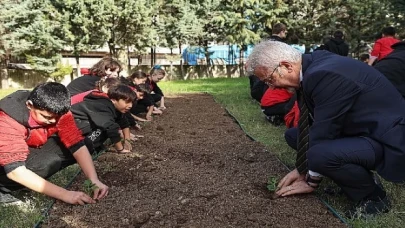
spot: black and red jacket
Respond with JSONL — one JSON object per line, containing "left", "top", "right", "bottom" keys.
{"left": 260, "top": 88, "right": 293, "bottom": 108}
{"left": 0, "top": 91, "right": 84, "bottom": 173}
{"left": 67, "top": 74, "right": 101, "bottom": 97}
{"left": 145, "top": 78, "right": 164, "bottom": 96}
{"left": 71, "top": 90, "right": 129, "bottom": 144}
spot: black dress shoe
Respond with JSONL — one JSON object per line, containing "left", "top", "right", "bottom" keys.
{"left": 345, "top": 195, "right": 391, "bottom": 219}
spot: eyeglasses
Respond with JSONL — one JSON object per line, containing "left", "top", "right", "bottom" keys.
{"left": 263, "top": 65, "right": 279, "bottom": 86}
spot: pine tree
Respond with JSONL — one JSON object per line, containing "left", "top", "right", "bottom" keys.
{"left": 0, "top": 0, "right": 67, "bottom": 75}
{"left": 52, "top": 0, "right": 114, "bottom": 76}
{"left": 159, "top": 0, "right": 202, "bottom": 76}
{"left": 106, "top": 0, "right": 156, "bottom": 70}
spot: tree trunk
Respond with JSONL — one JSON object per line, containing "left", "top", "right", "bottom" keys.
{"left": 127, "top": 46, "right": 131, "bottom": 73}
{"left": 170, "top": 63, "right": 173, "bottom": 79}
{"left": 75, "top": 55, "right": 80, "bottom": 78}
{"left": 179, "top": 41, "right": 184, "bottom": 79}
{"left": 138, "top": 54, "right": 142, "bottom": 66}
{"left": 117, "top": 49, "right": 129, "bottom": 75}
{"left": 150, "top": 47, "right": 154, "bottom": 67}
{"left": 204, "top": 40, "right": 212, "bottom": 77}
{"left": 70, "top": 71, "right": 74, "bottom": 82}
{"left": 239, "top": 46, "right": 245, "bottom": 77}
{"left": 0, "top": 57, "right": 9, "bottom": 89}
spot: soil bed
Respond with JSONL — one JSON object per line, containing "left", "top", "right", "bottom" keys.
{"left": 44, "top": 94, "right": 344, "bottom": 228}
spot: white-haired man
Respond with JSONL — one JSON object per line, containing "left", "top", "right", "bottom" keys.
{"left": 247, "top": 40, "right": 405, "bottom": 218}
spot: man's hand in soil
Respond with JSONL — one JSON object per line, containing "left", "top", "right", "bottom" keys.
{"left": 276, "top": 180, "right": 315, "bottom": 197}
{"left": 91, "top": 179, "right": 109, "bottom": 200}
{"left": 277, "top": 168, "right": 305, "bottom": 189}
{"left": 64, "top": 191, "right": 96, "bottom": 205}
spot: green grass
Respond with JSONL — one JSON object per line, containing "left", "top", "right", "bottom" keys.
{"left": 159, "top": 77, "right": 405, "bottom": 228}
{"left": 1, "top": 78, "right": 405, "bottom": 227}
{"left": 0, "top": 88, "right": 19, "bottom": 99}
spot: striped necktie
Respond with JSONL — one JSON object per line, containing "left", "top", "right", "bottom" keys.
{"left": 296, "top": 87, "right": 309, "bottom": 174}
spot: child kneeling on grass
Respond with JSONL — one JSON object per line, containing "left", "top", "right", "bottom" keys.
{"left": 71, "top": 78, "right": 136, "bottom": 154}
{"left": 0, "top": 82, "right": 108, "bottom": 205}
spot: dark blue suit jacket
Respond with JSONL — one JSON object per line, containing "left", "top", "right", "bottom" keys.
{"left": 302, "top": 51, "right": 405, "bottom": 182}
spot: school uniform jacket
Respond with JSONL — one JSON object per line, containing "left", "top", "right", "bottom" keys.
{"left": 0, "top": 91, "right": 84, "bottom": 173}
{"left": 146, "top": 78, "right": 164, "bottom": 96}
{"left": 71, "top": 90, "right": 129, "bottom": 145}
{"left": 374, "top": 41, "right": 405, "bottom": 99}
{"left": 301, "top": 50, "right": 405, "bottom": 182}
{"left": 67, "top": 75, "right": 101, "bottom": 97}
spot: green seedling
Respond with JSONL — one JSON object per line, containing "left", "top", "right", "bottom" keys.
{"left": 266, "top": 176, "right": 280, "bottom": 200}
{"left": 83, "top": 179, "right": 98, "bottom": 196}
{"left": 266, "top": 176, "right": 279, "bottom": 192}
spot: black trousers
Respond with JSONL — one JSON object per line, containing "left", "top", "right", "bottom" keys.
{"left": 284, "top": 127, "right": 384, "bottom": 201}
{"left": 0, "top": 136, "right": 94, "bottom": 192}
{"left": 261, "top": 101, "right": 289, "bottom": 126}
{"left": 125, "top": 112, "right": 137, "bottom": 127}
{"left": 130, "top": 103, "right": 148, "bottom": 115}
{"left": 261, "top": 101, "right": 289, "bottom": 116}
{"left": 150, "top": 93, "right": 162, "bottom": 104}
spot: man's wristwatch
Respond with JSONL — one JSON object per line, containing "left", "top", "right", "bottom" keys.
{"left": 306, "top": 174, "right": 323, "bottom": 188}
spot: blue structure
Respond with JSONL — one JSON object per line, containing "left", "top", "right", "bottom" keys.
{"left": 182, "top": 44, "right": 254, "bottom": 65}
{"left": 182, "top": 44, "right": 306, "bottom": 65}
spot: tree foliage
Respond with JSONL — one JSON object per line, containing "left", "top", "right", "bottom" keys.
{"left": 0, "top": 0, "right": 65, "bottom": 74}
{"left": 0, "top": 0, "right": 404, "bottom": 77}
{"left": 52, "top": 0, "right": 113, "bottom": 56}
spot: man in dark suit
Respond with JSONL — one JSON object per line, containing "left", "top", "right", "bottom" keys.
{"left": 247, "top": 40, "right": 405, "bottom": 218}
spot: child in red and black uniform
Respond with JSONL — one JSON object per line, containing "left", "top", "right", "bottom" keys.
{"left": 260, "top": 88, "right": 294, "bottom": 126}
{"left": 0, "top": 83, "right": 108, "bottom": 204}
{"left": 368, "top": 27, "right": 400, "bottom": 66}
{"left": 71, "top": 78, "right": 136, "bottom": 154}
{"left": 125, "top": 71, "right": 157, "bottom": 121}
{"left": 67, "top": 57, "right": 122, "bottom": 97}
{"left": 146, "top": 66, "right": 166, "bottom": 111}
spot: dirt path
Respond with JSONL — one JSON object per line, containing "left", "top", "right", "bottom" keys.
{"left": 44, "top": 94, "right": 345, "bottom": 228}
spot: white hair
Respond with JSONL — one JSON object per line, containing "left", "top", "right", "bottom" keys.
{"left": 247, "top": 41, "right": 302, "bottom": 75}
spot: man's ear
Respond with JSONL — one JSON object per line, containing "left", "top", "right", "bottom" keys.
{"left": 280, "top": 61, "right": 293, "bottom": 72}
{"left": 26, "top": 100, "right": 33, "bottom": 110}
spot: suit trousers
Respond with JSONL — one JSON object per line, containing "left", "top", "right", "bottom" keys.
{"left": 0, "top": 136, "right": 93, "bottom": 192}
{"left": 284, "top": 127, "right": 384, "bottom": 201}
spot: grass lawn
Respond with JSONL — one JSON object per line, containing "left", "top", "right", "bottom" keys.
{"left": 1, "top": 78, "right": 404, "bottom": 227}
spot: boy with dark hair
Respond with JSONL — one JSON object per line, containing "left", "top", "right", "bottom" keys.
{"left": 71, "top": 80, "right": 136, "bottom": 154}
{"left": 129, "top": 84, "right": 155, "bottom": 122}
{"left": 0, "top": 82, "right": 108, "bottom": 204}
{"left": 268, "top": 23, "right": 287, "bottom": 42}
{"left": 360, "top": 53, "right": 370, "bottom": 63}
{"left": 324, "top": 30, "right": 349, "bottom": 56}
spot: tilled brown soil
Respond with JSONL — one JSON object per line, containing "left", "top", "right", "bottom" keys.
{"left": 44, "top": 94, "right": 345, "bottom": 228}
